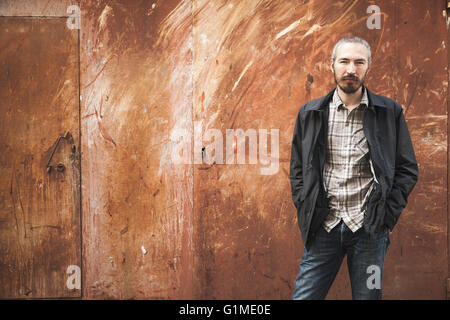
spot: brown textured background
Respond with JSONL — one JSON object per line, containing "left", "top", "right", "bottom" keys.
{"left": 0, "top": 0, "right": 448, "bottom": 299}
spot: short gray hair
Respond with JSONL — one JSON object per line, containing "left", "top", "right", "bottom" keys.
{"left": 331, "top": 37, "right": 372, "bottom": 65}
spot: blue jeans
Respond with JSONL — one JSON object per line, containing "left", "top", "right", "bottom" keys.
{"left": 292, "top": 220, "right": 390, "bottom": 300}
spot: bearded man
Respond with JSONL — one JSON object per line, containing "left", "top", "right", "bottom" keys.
{"left": 289, "top": 36, "right": 418, "bottom": 300}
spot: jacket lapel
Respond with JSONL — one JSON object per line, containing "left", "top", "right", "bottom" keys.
{"left": 364, "top": 88, "right": 388, "bottom": 186}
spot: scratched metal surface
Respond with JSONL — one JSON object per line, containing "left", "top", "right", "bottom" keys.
{"left": 79, "top": 0, "right": 194, "bottom": 299}
{"left": 0, "top": 17, "right": 81, "bottom": 298}
{"left": 191, "top": 0, "right": 448, "bottom": 300}
{"left": 0, "top": 0, "right": 74, "bottom": 17}
{"left": 0, "top": 0, "right": 447, "bottom": 299}
{"left": 379, "top": 0, "right": 448, "bottom": 300}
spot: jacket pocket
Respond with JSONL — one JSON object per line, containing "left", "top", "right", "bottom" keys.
{"left": 386, "top": 165, "right": 395, "bottom": 179}
{"left": 297, "top": 195, "right": 305, "bottom": 215}
{"left": 293, "top": 191, "right": 305, "bottom": 211}
{"left": 364, "top": 181, "right": 385, "bottom": 233}
{"left": 300, "top": 188, "right": 306, "bottom": 202}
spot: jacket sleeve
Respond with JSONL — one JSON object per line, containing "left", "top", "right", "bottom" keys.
{"left": 384, "top": 106, "right": 419, "bottom": 230}
{"left": 290, "top": 109, "right": 304, "bottom": 210}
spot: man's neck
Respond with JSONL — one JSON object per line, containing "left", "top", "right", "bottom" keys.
{"left": 336, "top": 86, "right": 363, "bottom": 109}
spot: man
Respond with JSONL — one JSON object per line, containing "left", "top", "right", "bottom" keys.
{"left": 289, "top": 36, "right": 418, "bottom": 300}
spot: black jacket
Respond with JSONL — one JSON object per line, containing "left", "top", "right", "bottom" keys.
{"left": 289, "top": 87, "right": 418, "bottom": 249}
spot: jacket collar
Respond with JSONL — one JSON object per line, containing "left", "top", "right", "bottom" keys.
{"left": 306, "top": 86, "right": 387, "bottom": 112}
{"left": 332, "top": 86, "right": 369, "bottom": 110}
{"left": 366, "top": 88, "right": 387, "bottom": 110}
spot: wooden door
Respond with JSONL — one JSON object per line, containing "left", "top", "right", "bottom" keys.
{"left": 0, "top": 17, "right": 81, "bottom": 298}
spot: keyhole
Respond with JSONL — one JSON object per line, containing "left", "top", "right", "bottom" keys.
{"left": 56, "top": 162, "right": 65, "bottom": 172}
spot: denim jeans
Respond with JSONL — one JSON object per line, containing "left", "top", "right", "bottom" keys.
{"left": 292, "top": 220, "right": 390, "bottom": 300}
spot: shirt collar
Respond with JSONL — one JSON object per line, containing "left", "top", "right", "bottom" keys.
{"left": 332, "top": 86, "right": 368, "bottom": 110}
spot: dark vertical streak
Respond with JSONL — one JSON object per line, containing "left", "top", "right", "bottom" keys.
{"left": 403, "top": 73, "right": 418, "bottom": 117}
{"left": 10, "top": 172, "right": 20, "bottom": 239}
{"left": 446, "top": 0, "right": 450, "bottom": 289}
{"left": 77, "top": 0, "right": 83, "bottom": 299}
{"left": 15, "top": 173, "right": 27, "bottom": 239}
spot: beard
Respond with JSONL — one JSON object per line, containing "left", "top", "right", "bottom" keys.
{"left": 333, "top": 70, "right": 367, "bottom": 94}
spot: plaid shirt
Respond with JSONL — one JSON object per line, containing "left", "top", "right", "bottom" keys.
{"left": 322, "top": 88, "right": 376, "bottom": 233}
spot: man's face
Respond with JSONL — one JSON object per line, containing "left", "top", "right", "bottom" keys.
{"left": 331, "top": 42, "right": 370, "bottom": 94}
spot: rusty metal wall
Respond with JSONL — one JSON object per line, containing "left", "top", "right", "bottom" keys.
{"left": 78, "top": 0, "right": 194, "bottom": 299}
{"left": 0, "top": 0, "right": 448, "bottom": 299}
{"left": 380, "top": 0, "right": 448, "bottom": 299}
{"left": 192, "top": 0, "right": 448, "bottom": 299}
{"left": 0, "top": 14, "right": 81, "bottom": 297}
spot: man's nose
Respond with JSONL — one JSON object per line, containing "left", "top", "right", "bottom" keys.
{"left": 346, "top": 63, "right": 356, "bottom": 74}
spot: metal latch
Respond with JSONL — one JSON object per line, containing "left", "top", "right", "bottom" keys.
{"left": 46, "top": 131, "right": 75, "bottom": 173}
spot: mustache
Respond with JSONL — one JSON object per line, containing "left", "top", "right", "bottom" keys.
{"left": 342, "top": 76, "right": 359, "bottom": 81}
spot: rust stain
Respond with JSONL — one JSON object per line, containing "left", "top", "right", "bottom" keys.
{"left": 80, "top": 0, "right": 193, "bottom": 299}
{"left": 82, "top": 54, "right": 117, "bottom": 89}
{"left": 93, "top": 96, "right": 117, "bottom": 146}
{"left": 192, "top": 0, "right": 447, "bottom": 300}
{"left": 0, "top": 16, "right": 81, "bottom": 298}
